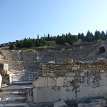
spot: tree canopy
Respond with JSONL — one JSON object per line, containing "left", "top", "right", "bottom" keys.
{"left": 1, "top": 30, "right": 107, "bottom": 49}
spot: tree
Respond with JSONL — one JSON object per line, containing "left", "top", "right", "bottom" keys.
{"left": 9, "top": 44, "right": 14, "bottom": 50}
{"left": 85, "top": 31, "right": 94, "bottom": 42}
{"left": 101, "top": 31, "right": 106, "bottom": 40}
{"left": 47, "top": 34, "right": 50, "bottom": 41}
{"left": 94, "top": 30, "right": 101, "bottom": 41}
{"left": 56, "top": 35, "right": 66, "bottom": 44}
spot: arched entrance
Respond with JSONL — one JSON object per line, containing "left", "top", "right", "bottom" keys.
{"left": 99, "top": 46, "right": 105, "bottom": 54}
{"left": 96, "top": 46, "right": 106, "bottom": 55}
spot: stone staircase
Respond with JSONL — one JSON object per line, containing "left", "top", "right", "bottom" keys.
{"left": 0, "top": 50, "right": 33, "bottom": 107}
{"left": 0, "top": 82, "right": 32, "bottom": 107}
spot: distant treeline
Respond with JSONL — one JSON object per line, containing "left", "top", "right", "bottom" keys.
{"left": 1, "top": 30, "right": 107, "bottom": 49}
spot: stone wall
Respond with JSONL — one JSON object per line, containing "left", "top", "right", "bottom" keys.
{"left": 32, "top": 71, "right": 107, "bottom": 103}
{"left": 31, "top": 59, "right": 107, "bottom": 103}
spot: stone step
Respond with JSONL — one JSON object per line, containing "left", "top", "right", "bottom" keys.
{"left": 0, "top": 97, "right": 26, "bottom": 102}
{"left": 11, "top": 81, "right": 32, "bottom": 85}
{"left": 22, "top": 76, "right": 33, "bottom": 79}
{"left": 0, "top": 103, "right": 27, "bottom": 107}
{"left": 10, "top": 72, "right": 37, "bottom": 82}
{"left": 0, "top": 91, "right": 19, "bottom": 94}
{"left": 2, "top": 85, "right": 32, "bottom": 91}
{"left": 0, "top": 93, "right": 24, "bottom": 97}
{"left": 22, "top": 79, "right": 33, "bottom": 81}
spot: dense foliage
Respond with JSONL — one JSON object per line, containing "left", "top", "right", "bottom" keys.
{"left": 1, "top": 30, "right": 107, "bottom": 49}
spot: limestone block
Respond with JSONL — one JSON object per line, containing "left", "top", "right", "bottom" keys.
{"left": 49, "top": 73, "right": 55, "bottom": 77}
{"left": 78, "top": 103, "right": 87, "bottom": 107}
{"left": 77, "top": 104, "right": 84, "bottom": 107}
{"left": 78, "top": 86, "right": 93, "bottom": 98}
{"left": 36, "top": 87, "right": 47, "bottom": 103}
{"left": 66, "top": 77, "right": 74, "bottom": 81}
{"left": 54, "top": 100, "right": 67, "bottom": 107}
{"left": 60, "top": 87, "right": 75, "bottom": 100}
{"left": 27, "top": 91, "right": 33, "bottom": 103}
{"left": 48, "top": 77, "right": 56, "bottom": 86}
{"left": 65, "top": 72, "right": 75, "bottom": 77}
{"left": 95, "top": 105, "right": 101, "bottom": 107}
{"left": 4, "top": 63, "right": 8, "bottom": 71}
{"left": 78, "top": 103, "right": 95, "bottom": 107}
{"left": 47, "top": 87, "right": 60, "bottom": 102}
{"left": 91, "top": 87, "right": 100, "bottom": 97}
{"left": 72, "top": 65, "right": 80, "bottom": 70}
{"left": 9, "top": 74, "right": 14, "bottom": 83}
{"left": 33, "top": 88, "right": 37, "bottom": 103}
{"left": 35, "top": 87, "right": 60, "bottom": 103}
{"left": 100, "top": 70, "right": 104, "bottom": 72}
{"left": 65, "top": 72, "right": 73, "bottom": 77}
{"left": 42, "top": 73, "right": 55, "bottom": 77}
{"left": 60, "top": 87, "right": 68, "bottom": 100}
{"left": 33, "top": 77, "right": 48, "bottom": 87}
{"left": 83, "top": 70, "right": 88, "bottom": 72}
{"left": 56, "top": 77, "right": 64, "bottom": 86}
{"left": 100, "top": 76, "right": 107, "bottom": 85}
{"left": 101, "top": 72, "right": 107, "bottom": 77}
{"left": 66, "top": 65, "right": 72, "bottom": 70}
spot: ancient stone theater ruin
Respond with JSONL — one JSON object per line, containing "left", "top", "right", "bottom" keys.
{"left": 0, "top": 41, "right": 107, "bottom": 107}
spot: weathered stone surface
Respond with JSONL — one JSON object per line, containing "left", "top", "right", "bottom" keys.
{"left": 54, "top": 100, "right": 67, "bottom": 107}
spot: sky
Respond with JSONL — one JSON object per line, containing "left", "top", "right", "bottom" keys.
{"left": 0, "top": 0, "right": 107, "bottom": 43}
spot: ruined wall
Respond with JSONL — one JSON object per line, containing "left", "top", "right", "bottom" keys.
{"left": 31, "top": 60, "right": 107, "bottom": 103}
{"left": 1, "top": 41, "right": 107, "bottom": 72}
{"left": 32, "top": 71, "right": 107, "bottom": 103}
{"left": 1, "top": 40, "right": 107, "bottom": 82}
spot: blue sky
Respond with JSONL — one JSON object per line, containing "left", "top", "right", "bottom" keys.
{"left": 0, "top": 0, "right": 107, "bottom": 43}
